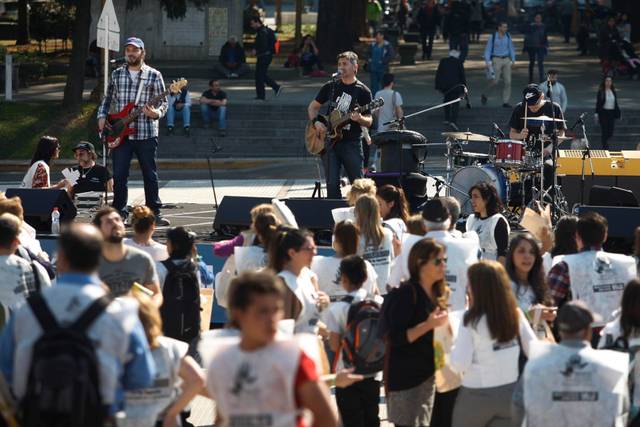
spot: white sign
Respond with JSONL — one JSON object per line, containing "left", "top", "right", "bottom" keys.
{"left": 96, "top": 0, "right": 120, "bottom": 52}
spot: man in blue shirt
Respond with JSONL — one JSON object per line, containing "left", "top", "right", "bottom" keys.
{"left": 0, "top": 223, "right": 156, "bottom": 419}
{"left": 481, "top": 21, "right": 516, "bottom": 108}
{"left": 368, "top": 31, "right": 394, "bottom": 97}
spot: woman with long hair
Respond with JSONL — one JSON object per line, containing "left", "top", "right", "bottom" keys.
{"left": 213, "top": 203, "right": 276, "bottom": 257}
{"left": 465, "top": 181, "right": 510, "bottom": 263}
{"left": 595, "top": 75, "right": 621, "bottom": 150}
{"left": 384, "top": 238, "right": 449, "bottom": 427}
{"left": 542, "top": 214, "right": 579, "bottom": 273}
{"left": 22, "top": 136, "right": 65, "bottom": 189}
{"left": 124, "top": 205, "right": 168, "bottom": 261}
{"left": 376, "top": 184, "right": 409, "bottom": 242}
{"left": 268, "top": 227, "right": 329, "bottom": 333}
{"left": 355, "top": 194, "right": 395, "bottom": 294}
{"left": 310, "top": 220, "right": 378, "bottom": 299}
{"left": 332, "top": 178, "right": 377, "bottom": 223}
{"left": 450, "top": 261, "right": 537, "bottom": 427}
{"left": 599, "top": 278, "right": 640, "bottom": 349}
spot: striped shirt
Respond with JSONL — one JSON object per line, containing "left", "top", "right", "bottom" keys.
{"left": 97, "top": 63, "right": 168, "bottom": 140}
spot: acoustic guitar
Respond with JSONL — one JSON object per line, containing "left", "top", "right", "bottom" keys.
{"left": 305, "top": 98, "right": 385, "bottom": 155}
{"left": 101, "top": 78, "right": 188, "bottom": 149}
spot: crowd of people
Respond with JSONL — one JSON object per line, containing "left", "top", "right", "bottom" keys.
{"left": 1, "top": 172, "right": 640, "bottom": 426}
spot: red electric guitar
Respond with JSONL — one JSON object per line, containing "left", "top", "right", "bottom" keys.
{"left": 101, "top": 78, "right": 188, "bottom": 149}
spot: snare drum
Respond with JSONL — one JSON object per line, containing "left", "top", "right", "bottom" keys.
{"left": 495, "top": 139, "right": 525, "bottom": 165}
{"left": 449, "top": 165, "right": 507, "bottom": 215}
{"left": 453, "top": 151, "right": 491, "bottom": 168}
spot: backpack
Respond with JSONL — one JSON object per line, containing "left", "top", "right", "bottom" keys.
{"left": 21, "top": 293, "right": 112, "bottom": 427}
{"left": 266, "top": 27, "right": 279, "bottom": 55}
{"left": 335, "top": 295, "right": 386, "bottom": 375}
{"left": 160, "top": 260, "right": 201, "bottom": 342}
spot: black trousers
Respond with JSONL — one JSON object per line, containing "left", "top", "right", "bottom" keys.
{"left": 443, "top": 90, "right": 460, "bottom": 124}
{"left": 335, "top": 377, "right": 380, "bottom": 427}
{"left": 431, "top": 388, "right": 459, "bottom": 427}
{"left": 255, "top": 54, "right": 279, "bottom": 99}
{"left": 420, "top": 29, "right": 435, "bottom": 59}
{"left": 598, "top": 109, "right": 616, "bottom": 150}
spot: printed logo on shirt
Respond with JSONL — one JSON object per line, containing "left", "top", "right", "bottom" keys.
{"left": 551, "top": 391, "right": 599, "bottom": 402}
{"left": 363, "top": 249, "right": 390, "bottom": 266}
{"left": 560, "top": 354, "right": 589, "bottom": 377}
{"left": 593, "top": 283, "right": 625, "bottom": 293}
{"left": 230, "top": 361, "right": 258, "bottom": 396}
{"left": 335, "top": 92, "right": 353, "bottom": 113}
{"left": 445, "top": 273, "right": 457, "bottom": 284}
{"left": 492, "top": 340, "right": 518, "bottom": 351}
{"left": 229, "top": 414, "right": 274, "bottom": 426}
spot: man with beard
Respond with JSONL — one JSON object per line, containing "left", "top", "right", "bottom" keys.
{"left": 68, "top": 141, "right": 113, "bottom": 197}
{"left": 97, "top": 37, "right": 170, "bottom": 226}
{"left": 93, "top": 207, "right": 162, "bottom": 306}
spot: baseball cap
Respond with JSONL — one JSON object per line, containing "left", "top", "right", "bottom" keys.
{"left": 523, "top": 85, "right": 542, "bottom": 106}
{"left": 556, "top": 300, "right": 602, "bottom": 334}
{"left": 125, "top": 37, "right": 145, "bottom": 50}
{"left": 72, "top": 141, "right": 95, "bottom": 152}
{"left": 421, "top": 199, "right": 450, "bottom": 223}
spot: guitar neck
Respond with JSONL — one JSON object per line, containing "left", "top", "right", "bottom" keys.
{"left": 125, "top": 90, "right": 169, "bottom": 123}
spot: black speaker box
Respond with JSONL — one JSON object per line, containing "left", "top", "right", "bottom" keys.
{"left": 559, "top": 175, "right": 640, "bottom": 209}
{"left": 589, "top": 185, "right": 639, "bottom": 207}
{"left": 576, "top": 205, "right": 640, "bottom": 253}
{"left": 373, "top": 130, "right": 427, "bottom": 174}
{"left": 4, "top": 188, "right": 77, "bottom": 233}
{"left": 367, "top": 172, "right": 429, "bottom": 213}
{"left": 212, "top": 196, "right": 271, "bottom": 233}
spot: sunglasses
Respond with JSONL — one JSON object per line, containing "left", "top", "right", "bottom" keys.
{"left": 299, "top": 246, "right": 317, "bottom": 252}
{"left": 431, "top": 257, "right": 447, "bottom": 266}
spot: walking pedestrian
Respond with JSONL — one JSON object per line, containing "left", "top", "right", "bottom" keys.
{"left": 443, "top": 0, "right": 471, "bottom": 62}
{"left": 417, "top": 0, "right": 441, "bottom": 60}
{"left": 523, "top": 13, "right": 548, "bottom": 83}
{"left": 368, "top": 31, "right": 394, "bottom": 97}
{"left": 435, "top": 49, "right": 466, "bottom": 130}
{"left": 595, "top": 75, "right": 620, "bottom": 150}
{"left": 249, "top": 17, "right": 282, "bottom": 101}
{"left": 481, "top": 22, "right": 516, "bottom": 108}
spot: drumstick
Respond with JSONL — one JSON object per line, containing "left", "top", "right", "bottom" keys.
{"left": 523, "top": 101, "right": 528, "bottom": 132}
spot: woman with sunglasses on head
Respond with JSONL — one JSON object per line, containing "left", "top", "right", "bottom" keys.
{"left": 465, "top": 181, "right": 510, "bottom": 264}
{"left": 383, "top": 238, "right": 449, "bottom": 427}
{"left": 268, "top": 227, "right": 330, "bottom": 334}
{"left": 450, "top": 260, "right": 537, "bottom": 427}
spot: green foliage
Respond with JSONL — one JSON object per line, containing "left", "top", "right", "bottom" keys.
{"left": 30, "top": 2, "right": 75, "bottom": 45}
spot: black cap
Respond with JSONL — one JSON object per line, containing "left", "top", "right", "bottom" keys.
{"left": 556, "top": 301, "right": 602, "bottom": 334}
{"left": 523, "top": 85, "right": 542, "bottom": 106}
{"left": 72, "top": 141, "right": 95, "bottom": 152}
{"left": 421, "top": 198, "right": 450, "bottom": 223}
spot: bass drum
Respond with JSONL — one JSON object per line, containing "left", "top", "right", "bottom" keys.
{"left": 449, "top": 166, "right": 507, "bottom": 216}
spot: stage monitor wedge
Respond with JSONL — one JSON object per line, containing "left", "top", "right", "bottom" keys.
{"left": 4, "top": 188, "right": 77, "bottom": 233}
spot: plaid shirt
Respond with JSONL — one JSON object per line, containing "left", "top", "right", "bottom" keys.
{"left": 547, "top": 246, "right": 603, "bottom": 306}
{"left": 97, "top": 63, "right": 168, "bottom": 140}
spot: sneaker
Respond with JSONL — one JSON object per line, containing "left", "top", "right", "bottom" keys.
{"left": 275, "top": 86, "right": 283, "bottom": 97}
{"left": 219, "top": 129, "right": 227, "bottom": 137}
{"left": 254, "top": 97, "right": 266, "bottom": 102}
{"left": 502, "top": 103, "right": 512, "bottom": 108}
{"left": 481, "top": 94, "right": 488, "bottom": 105}
{"left": 166, "top": 126, "right": 174, "bottom": 136}
{"left": 184, "top": 126, "right": 190, "bottom": 137}
{"left": 156, "top": 216, "right": 171, "bottom": 227}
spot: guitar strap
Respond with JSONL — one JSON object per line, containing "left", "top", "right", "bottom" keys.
{"left": 133, "top": 66, "right": 147, "bottom": 107}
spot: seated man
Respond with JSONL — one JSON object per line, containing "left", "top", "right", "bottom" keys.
{"left": 200, "top": 79, "right": 228, "bottom": 137}
{"left": 166, "top": 84, "right": 191, "bottom": 136}
{"left": 69, "top": 142, "right": 113, "bottom": 197}
{"left": 216, "top": 36, "right": 250, "bottom": 78}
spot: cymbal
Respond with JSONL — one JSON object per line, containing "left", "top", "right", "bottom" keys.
{"left": 521, "top": 115, "right": 567, "bottom": 122}
{"left": 442, "top": 131, "right": 491, "bottom": 142}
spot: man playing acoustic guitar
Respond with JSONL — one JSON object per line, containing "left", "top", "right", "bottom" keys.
{"left": 307, "top": 51, "right": 373, "bottom": 199}
{"left": 97, "top": 37, "right": 170, "bottom": 226}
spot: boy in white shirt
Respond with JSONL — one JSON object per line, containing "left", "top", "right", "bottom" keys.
{"left": 326, "top": 255, "right": 382, "bottom": 427}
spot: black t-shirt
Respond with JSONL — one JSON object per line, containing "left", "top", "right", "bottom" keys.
{"left": 73, "top": 164, "right": 111, "bottom": 194}
{"left": 314, "top": 79, "right": 373, "bottom": 142}
{"left": 508, "top": 101, "right": 566, "bottom": 140}
{"left": 201, "top": 89, "right": 227, "bottom": 110}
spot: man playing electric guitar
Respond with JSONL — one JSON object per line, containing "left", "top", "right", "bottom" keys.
{"left": 307, "top": 51, "right": 373, "bottom": 199}
{"left": 97, "top": 37, "right": 170, "bottom": 225}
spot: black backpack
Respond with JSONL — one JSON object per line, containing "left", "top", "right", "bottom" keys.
{"left": 21, "top": 293, "right": 112, "bottom": 427}
{"left": 266, "top": 27, "right": 278, "bottom": 54}
{"left": 336, "top": 295, "right": 386, "bottom": 375}
{"left": 159, "top": 260, "right": 201, "bottom": 342}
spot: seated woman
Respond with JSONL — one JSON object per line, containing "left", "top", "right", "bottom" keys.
{"left": 22, "top": 136, "right": 66, "bottom": 190}
{"left": 300, "top": 35, "right": 324, "bottom": 76}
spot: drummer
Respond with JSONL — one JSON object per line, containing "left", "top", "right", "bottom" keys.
{"left": 508, "top": 84, "right": 566, "bottom": 189}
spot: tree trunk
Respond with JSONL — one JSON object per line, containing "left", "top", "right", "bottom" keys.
{"left": 16, "top": 0, "right": 29, "bottom": 45}
{"left": 275, "top": 0, "right": 282, "bottom": 31}
{"left": 62, "top": 0, "right": 91, "bottom": 112}
{"left": 316, "top": 0, "right": 360, "bottom": 64}
{"left": 295, "top": 0, "right": 303, "bottom": 47}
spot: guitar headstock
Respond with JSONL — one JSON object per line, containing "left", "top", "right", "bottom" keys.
{"left": 168, "top": 78, "right": 188, "bottom": 94}
{"left": 369, "top": 97, "right": 385, "bottom": 110}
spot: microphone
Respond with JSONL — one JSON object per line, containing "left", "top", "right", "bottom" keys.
{"left": 570, "top": 112, "right": 587, "bottom": 131}
{"left": 110, "top": 56, "right": 127, "bottom": 64}
{"left": 331, "top": 70, "right": 342, "bottom": 80}
{"left": 493, "top": 122, "right": 506, "bottom": 138}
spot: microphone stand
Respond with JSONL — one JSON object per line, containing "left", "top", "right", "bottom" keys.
{"left": 383, "top": 84, "right": 468, "bottom": 128}
{"left": 548, "top": 77, "right": 559, "bottom": 221}
{"left": 578, "top": 117, "right": 595, "bottom": 206}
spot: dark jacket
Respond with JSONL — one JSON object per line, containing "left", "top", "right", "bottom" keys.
{"left": 443, "top": 1, "right": 470, "bottom": 38}
{"left": 599, "top": 25, "right": 621, "bottom": 61}
{"left": 219, "top": 41, "right": 246, "bottom": 65}
{"left": 254, "top": 25, "right": 275, "bottom": 57}
{"left": 384, "top": 281, "right": 436, "bottom": 392}
{"left": 523, "top": 23, "right": 548, "bottom": 50}
{"left": 417, "top": 5, "right": 441, "bottom": 32}
{"left": 435, "top": 56, "right": 466, "bottom": 93}
{"left": 596, "top": 88, "right": 621, "bottom": 119}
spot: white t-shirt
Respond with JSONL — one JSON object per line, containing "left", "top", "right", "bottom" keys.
{"left": 0, "top": 254, "right": 35, "bottom": 310}
{"left": 383, "top": 217, "right": 406, "bottom": 242}
{"left": 374, "top": 88, "right": 403, "bottom": 132}
{"left": 604, "top": 89, "right": 616, "bottom": 110}
{"left": 511, "top": 280, "right": 538, "bottom": 313}
{"left": 450, "top": 309, "right": 537, "bottom": 388}
{"left": 122, "top": 336, "right": 188, "bottom": 427}
{"left": 310, "top": 255, "right": 378, "bottom": 300}
{"left": 358, "top": 228, "right": 394, "bottom": 294}
{"left": 124, "top": 238, "right": 169, "bottom": 262}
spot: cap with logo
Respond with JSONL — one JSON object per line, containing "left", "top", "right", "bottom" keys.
{"left": 422, "top": 198, "right": 450, "bottom": 223}
{"left": 523, "top": 85, "right": 542, "bottom": 106}
{"left": 125, "top": 37, "right": 145, "bottom": 50}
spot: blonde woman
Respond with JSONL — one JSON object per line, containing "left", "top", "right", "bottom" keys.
{"left": 355, "top": 194, "right": 394, "bottom": 294}
{"left": 332, "top": 178, "right": 377, "bottom": 223}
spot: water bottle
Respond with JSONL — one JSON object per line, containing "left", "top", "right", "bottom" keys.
{"left": 51, "top": 207, "right": 60, "bottom": 234}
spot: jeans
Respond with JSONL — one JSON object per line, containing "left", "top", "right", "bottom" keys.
{"left": 449, "top": 33, "right": 469, "bottom": 62}
{"left": 200, "top": 104, "right": 226, "bottom": 129}
{"left": 255, "top": 54, "right": 279, "bottom": 99}
{"left": 527, "top": 47, "right": 546, "bottom": 83}
{"left": 370, "top": 70, "right": 384, "bottom": 97}
{"left": 166, "top": 105, "right": 191, "bottom": 128}
{"left": 112, "top": 137, "right": 161, "bottom": 217}
{"left": 323, "top": 138, "right": 364, "bottom": 199}
{"left": 420, "top": 29, "right": 435, "bottom": 59}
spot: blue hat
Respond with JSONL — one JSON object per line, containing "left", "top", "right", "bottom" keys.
{"left": 125, "top": 37, "right": 144, "bottom": 49}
